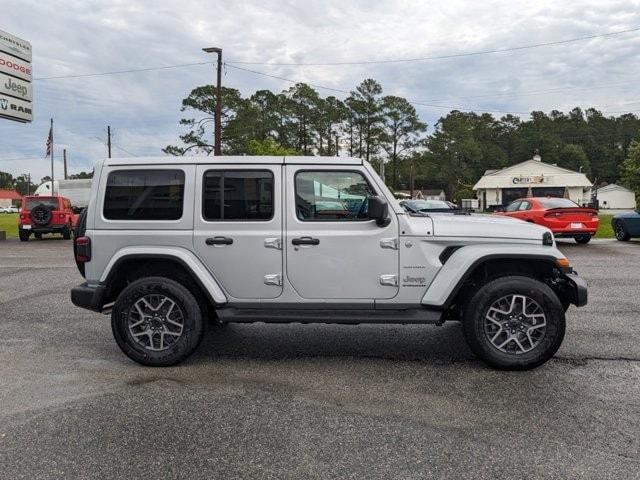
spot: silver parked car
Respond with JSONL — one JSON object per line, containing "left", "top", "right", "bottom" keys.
{"left": 71, "top": 156, "right": 587, "bottom": 370}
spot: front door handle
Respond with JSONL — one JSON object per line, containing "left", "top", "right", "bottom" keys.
{"left": 206, "top": 236, "right": 233, "bottom": 246}
{"left": 291, "top": 236, "right": 320, "bottom": 246}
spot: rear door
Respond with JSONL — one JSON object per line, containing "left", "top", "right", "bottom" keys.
{"left": 193, "top": 164, "right": 283, "bottom": 299}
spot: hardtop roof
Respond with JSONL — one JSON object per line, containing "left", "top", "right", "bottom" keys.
{"left": 104, "top": 155, "right": 364, "bottom": 166}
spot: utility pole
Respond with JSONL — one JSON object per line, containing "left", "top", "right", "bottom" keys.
{"left": 202, "top": 47, "right": 222, "bottom": 156}
{"left": 27, "top": 172, "right": 31, "bottom": 195}
{"left": 63, "top": 149, "right": 68, "bottom": 180}
{"left": 50, "top": 118, "right": 55, "bottom": 195}
{"left": 335, "top": 134, "right": 339, "bottom": 157}
{"left": 107, "top": 125, "right": 112, "bottom": 158}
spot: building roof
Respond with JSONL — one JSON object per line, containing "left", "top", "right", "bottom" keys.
{"left": 473, "top": 159, "right": 593, "bottom": 190}
{"left": 596, "top": 183, "right": 633, "bottom": 194}
{"left": 0, "top": 189, "right": 22, "bottom": 200}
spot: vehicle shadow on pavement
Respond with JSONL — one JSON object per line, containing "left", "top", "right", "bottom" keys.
{"left": 190, "top": 322, "right": 474, "bottom": 364}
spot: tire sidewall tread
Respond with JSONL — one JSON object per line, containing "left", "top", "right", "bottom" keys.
{"left": 462, "top": 275, "right": 566, "bottom": 371}
{"left": 111, "top": 276, "right": 204, "bottom": 367}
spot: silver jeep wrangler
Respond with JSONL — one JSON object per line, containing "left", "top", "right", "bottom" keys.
{"left": 71, "top": 156, "right": 587, "bottom": 370}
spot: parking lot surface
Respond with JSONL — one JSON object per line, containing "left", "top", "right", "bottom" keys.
{"left": 0, "top": 238, "right": 639, "bottom": 479}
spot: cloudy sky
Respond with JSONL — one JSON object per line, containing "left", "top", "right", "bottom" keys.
{"left": 1, "top": 0, "right": 640, "bottom": 181}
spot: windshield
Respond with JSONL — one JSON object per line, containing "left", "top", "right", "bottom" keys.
{"left": 537, "top": 198, "right": 579, "bottom": 209}
{"left": 26, "top": 198, "right": 58, "bottom": 210}
{"left": 408, "top": 200, "right": 452, "bottom": 211}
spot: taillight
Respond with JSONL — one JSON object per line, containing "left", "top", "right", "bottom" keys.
{"left": 75, "top": 236, "right": 91, "bottom": 262}
{"left": 59, "top": 213, "right": 65, "bottom": 219}
{"left": 544, "top": 212, "right": 562, "bottom": 218}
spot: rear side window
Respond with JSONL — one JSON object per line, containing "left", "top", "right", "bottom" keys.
{"left": 203, "top": 170, "right": 274, "bottom": 221}
{"left": 103, "top": 169, "right": 185, "bottom": 220}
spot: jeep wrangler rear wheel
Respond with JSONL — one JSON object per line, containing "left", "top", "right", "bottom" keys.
{"left": 19, "top": 229, "right": 30, "bottom": 242}
{"left": 62, "top": 225, "right": 72, "bottom": 240}
{"left": 462, "top": 276, "right": 565, "bottom": 370}
{"left": 111, "top": 277, "right": 204, "bottom": 366}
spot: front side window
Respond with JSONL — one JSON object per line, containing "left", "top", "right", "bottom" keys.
{"left": 103, "top": 169, "right": 185, "bottom": 220}
{"left": 295, "top": 170, "right": 376, "bottom": 221}
{"left": 203, "top": 170, "right": 273, "bottom": 221}
{"left": 518, "top": 201, "right": 531, "bottom": 211}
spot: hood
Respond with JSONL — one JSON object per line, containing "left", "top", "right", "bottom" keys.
{"left": 405, "top": 213, "right": 550, "bottom": 241}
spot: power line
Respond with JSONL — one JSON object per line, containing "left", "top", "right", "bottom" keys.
{"left": 31, "top": 26, "right": 640, "bottom": 81}
{"left": 34, "top": 61, "right": 214, "bottom": 81}
{"left": 226, "top": 25, "right": 640, "bottom": 66}
{"left": 226, "top": 63, "right": 531, "bottom": 115}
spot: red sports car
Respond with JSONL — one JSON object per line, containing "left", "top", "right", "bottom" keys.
{"left": 497, "top": 197, "right": 599, "bottom": 244}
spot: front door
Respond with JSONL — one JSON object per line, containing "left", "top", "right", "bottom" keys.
{"left": 193, "top": 165, "right": 283, "bottom": 299}
{"left": 285, "top": 166, "right": 399, "bottom": 300}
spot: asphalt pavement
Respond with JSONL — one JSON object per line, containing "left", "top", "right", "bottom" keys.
{"left": 0, "top": 237, "right": 638, "bottom": 479}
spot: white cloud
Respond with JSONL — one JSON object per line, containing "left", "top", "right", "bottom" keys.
{"left": 1, "top": 0, "right": 640, "bottom": 175}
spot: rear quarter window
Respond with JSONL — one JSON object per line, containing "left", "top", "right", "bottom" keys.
{"left": 103, "top": 169, "right": 185, "bottom": 220}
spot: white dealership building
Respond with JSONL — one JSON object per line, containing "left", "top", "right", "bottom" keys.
{"left": 473, "top": 154, "right": 593, "bottom": 210}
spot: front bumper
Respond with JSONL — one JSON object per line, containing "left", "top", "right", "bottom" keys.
{"left": 71, "top": 282, "right": 106, "bottom": 312}
{"left": 562, "top": 272, "right": 588, "bottom": 307}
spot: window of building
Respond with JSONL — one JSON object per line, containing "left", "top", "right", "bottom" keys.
{"left": 295, "top": 170, "right": 376, "bottom": 221}
{"left": 103, "top": 169, "right": 185, "bottom": 220}
{"left": 203, "top": 170, "right": 273, "bottom": 221}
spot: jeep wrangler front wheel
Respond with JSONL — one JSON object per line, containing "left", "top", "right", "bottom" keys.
{"left": 462, "top": 276, "right": 566, "bottom": 370}
{"left": 111, "top": 277, "right": 204, "bottom": 366}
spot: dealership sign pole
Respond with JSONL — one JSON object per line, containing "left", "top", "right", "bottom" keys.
{"left": 0, "top": 29, "right": 32, "bottom": 123}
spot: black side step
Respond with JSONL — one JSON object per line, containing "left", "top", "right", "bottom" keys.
{"left": 216, "top": 307, "right": 443, "bottom": 325}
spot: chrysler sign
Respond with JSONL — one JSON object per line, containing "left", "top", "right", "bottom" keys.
{"left": 0, "top": 30, "right": 31, "bottom": 123}
{"left": 0, "top": 29, "right": 31, "bottom": 62}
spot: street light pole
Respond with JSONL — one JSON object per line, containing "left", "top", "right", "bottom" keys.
{"left": 203, "top": 47, "right": 222, "bottom": 156}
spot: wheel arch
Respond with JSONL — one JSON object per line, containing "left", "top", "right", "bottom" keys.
{"left": 100, "top": 248, "right": 227, "bottom": 308}
{"left": 422, "top": 249, "right": 567, "bottom": 310}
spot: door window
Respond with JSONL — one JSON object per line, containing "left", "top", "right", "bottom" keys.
{"left": 203, "top": 170, "right": 273, "bottom": 221}
{"left": 103, "top": 169, "right": 185, "bottom": 220}
{"left": 505, "top": 201, "right": 521, "bottom": 212}
{"left": 295, "top": 170, "right": 375, "bottom": 221}
{"left": 518, "top": 201, "right": 531, "bottom": 211}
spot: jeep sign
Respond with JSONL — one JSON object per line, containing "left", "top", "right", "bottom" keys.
{"left": 0, "top": 30, "right": 32, "bottom": 123}
{"left": 0, "top": 72, "right": 32, "bottom": 101}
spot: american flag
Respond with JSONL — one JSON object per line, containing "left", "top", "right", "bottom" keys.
{"left": 45, "top": 126, "right": 53, "bottom": 156}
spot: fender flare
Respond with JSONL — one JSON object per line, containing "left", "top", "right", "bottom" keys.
{"left": 421, "top": 244, "right": 563, "bottom": 308}
{"left": 101, "top": 246, "right": 227, "bottom": 305}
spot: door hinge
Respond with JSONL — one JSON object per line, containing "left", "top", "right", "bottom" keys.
{"left": 380, "top": 238, "right": 398, "bottom": 250}
{"left": 264, "top": 274, "right": 282, "bottom": 286}
{"left": 264, "top": 237, "right": 282, "bottom": 250}
{"left": 379, "top": 274, "right": 398, "bottom": 287}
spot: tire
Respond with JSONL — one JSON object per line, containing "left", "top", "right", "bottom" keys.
{"left": 614, "top": 221, "right": 630, "bottom": 241}
{"left": 111, "top": 277, "right": 204, "bottom": 367}
{"left": 462, "top": 276, "right": 566, "bottom": 370}
{"left": 574, "top": 234, "right": 591, "bottom": 244}
{"left": 34, "top": 232, "right": 43, "bottom": 240}
{"left": 62, "top": 225, "right": 72, "bottom": 240}
{"left": 18, "top": 229, "right": 30, "bottom": 242}
{"left": 31, "top": 204, "right": 52, "bottom": 226}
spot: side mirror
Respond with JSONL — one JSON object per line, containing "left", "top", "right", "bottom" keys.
{"left": 368, "top": 196, "right": 391, "bottom": 227}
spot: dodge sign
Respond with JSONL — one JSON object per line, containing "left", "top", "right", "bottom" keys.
{"left": 0, "top": 30, "right": 31, "bottom": 123}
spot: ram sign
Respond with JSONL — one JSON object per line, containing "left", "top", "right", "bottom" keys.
{"left": 0, "top": 29, "right": 32, "bottom": 123}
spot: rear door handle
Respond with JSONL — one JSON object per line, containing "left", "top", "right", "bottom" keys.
{"left": 291, "top": 236, "right": 320, "bottom": 246}
{"left": 206, "top": 236, "right": 233, "bottom": 246}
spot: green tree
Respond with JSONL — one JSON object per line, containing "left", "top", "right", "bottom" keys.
{"left": 246, "top": 138, "right": 298, "bottom": 156}
{"left": 620, "top": 140, "right": 640, "bottom": 201}
{"left": 558, "top": 144, "right": 590, "bottom": 176}
{"left": 0, "top": 171, "right": 14, "bottom": 189}
{"left": 381, "top": 96, "right": 426, "bottom": 189}
{"left": 347, "top": 79, "right": 385, "bottom": 164}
